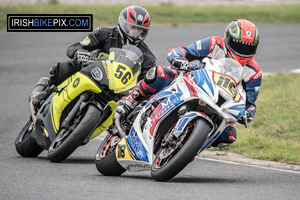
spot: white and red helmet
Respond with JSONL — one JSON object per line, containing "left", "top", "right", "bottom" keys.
{"left": 118, "top": 5, "right": 151, "bottom": 45}
{"left": 224, "top": 19, "right": 260, "bottom": 66}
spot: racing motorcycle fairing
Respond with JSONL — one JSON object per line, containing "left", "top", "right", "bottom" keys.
{"left": 115, "top": 135, "right": 151, "bottom": 172}
{"left": 16, "top": 45, "right": 144, "bottom": 162}
{"left": 33, "top": 96, "right": 55, "bottom": 149}
{"left": 112, "top": 57, "right": 247, "bottom": 173}
{"left": 49, "top": 51, "right": 141, "bottom": 134}
{"left": 114, "top": 74, "right": 204, "bottom": 169}
{"left": 32, "top": 74, "right": 103, "bottom": 150}
{"left": 50, "top": 71, "right": 102, "bottom": 133}
{"left": 191, "top": 58, "right": 246, "bottom": 121}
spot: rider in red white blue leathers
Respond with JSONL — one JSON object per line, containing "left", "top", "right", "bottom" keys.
{"left": 115, "top": 19, "right": 262, "bottom": 148}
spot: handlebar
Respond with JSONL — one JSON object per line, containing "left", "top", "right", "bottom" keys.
{"left": 171, "top": 61, "right": 206, "bottom": 72}
{"left": 170, "top": 65, "right": 202, "bottom": 72}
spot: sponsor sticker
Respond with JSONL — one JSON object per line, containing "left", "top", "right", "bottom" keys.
{"left": 91, "top": 67, "right": 103, "bottom": 81}
{"left": 137, "top": 15, "right": 143, "bottom": 21}
{"left": 73, "top": 78, "right": 80, "bottom": 88}
{"left": 210, "top": 38, "right": 216, "bottom": 50}
{"left": 158, "top": 65, "right": 165, "bottom": 78}
{"left": 250, "top": 70, "right": 262, "bottom": 80}
{"left": 196, "top": 40, "right": 202, "bottom": 50}
{"left": 80, "top": 37, "right": 91, "bottom": 46}
{"left": 255, "top": 86, "right": 261, "bottom": 92}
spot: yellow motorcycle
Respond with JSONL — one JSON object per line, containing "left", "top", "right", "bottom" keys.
{"left": 15, "top": 44, "right": 143, "bottom": 162}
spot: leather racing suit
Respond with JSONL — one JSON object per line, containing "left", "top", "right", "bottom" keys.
{"left": 49, "top": 26, "right": 157, "bottom": 86}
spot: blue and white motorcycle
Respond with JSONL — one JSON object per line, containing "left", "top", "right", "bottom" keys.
{"left": 95, "top": 57, "right": 246, "bottom": 182}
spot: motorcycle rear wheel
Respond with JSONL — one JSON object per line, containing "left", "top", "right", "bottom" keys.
{"left": 151, "top": 118, "right": 211, "bottom": 182}
{"left": 47, "top": 104, "right": 101, "bottom": 163}
{"left": 15, "top": 118, "right": 43, "bottom": 157}
{"left": 95, "top": 133, "right": 125, "bottom": 176}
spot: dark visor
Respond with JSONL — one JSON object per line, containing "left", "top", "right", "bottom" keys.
{"left": 226, "top": 35, "right": 258, "bottom": 58}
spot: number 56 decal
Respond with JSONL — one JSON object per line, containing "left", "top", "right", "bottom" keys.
{"left": 213, "top": 72, "right": 241, "bottom": 101}
{"left": 108, "top": 62, "right": 136, "bottom": 93}
{"left": 114, "top": 65, "right": 132, "bottom": 84}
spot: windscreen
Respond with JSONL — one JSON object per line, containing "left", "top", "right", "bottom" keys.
{"left": 216, "top": 58, "right": 243, "bottom": 84}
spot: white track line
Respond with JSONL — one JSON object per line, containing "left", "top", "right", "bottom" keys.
{"left": 264, "top": 68, "right": 300, "bottom": 76}
{"left": 197, "top": 157, "right": 300, "bottom": 175}
{"left": 290, "top": 69, "right": 300, "bottom": 73}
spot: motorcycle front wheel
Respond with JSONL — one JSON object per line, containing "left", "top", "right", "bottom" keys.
{"left": 95, "top": 132, "right": 125, "bottom": 176}
{"left": 15, "top": 117, "right": 43, "bottom": 157}
{"left": 151, "top": 118, "right": 211, "bottom": 182}
{"left": 47, "top": 104, "right": 101, "bottom": 163}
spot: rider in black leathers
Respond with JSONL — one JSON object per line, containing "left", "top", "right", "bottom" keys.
{"left": 32, "top": 5, "right": 156, "bottom": 107}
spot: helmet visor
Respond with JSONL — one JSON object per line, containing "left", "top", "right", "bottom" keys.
{"left": 119, "top": 17, "right": 149, "bottom": 41}
{"left": 226, "top": 35, "right": 258, "bottom": 58}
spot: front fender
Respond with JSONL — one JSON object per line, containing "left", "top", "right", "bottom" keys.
{"left": 88, "top": 101, "right": 116, "bottom": 140}
{"left": 172, "top": 111, "right": 213, "bottom": 138}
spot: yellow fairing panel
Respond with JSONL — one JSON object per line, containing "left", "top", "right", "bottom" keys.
{"left": 51, "top": 72, "right": 102, "bottom": 133}
{"left": 108, "top": 62, "right": 138, "bottom": 93}
{"left": 115, "top": 138, "right": 134, "bottom": 160}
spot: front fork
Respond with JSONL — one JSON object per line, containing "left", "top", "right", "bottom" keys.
{"left": 61, "top": 92, "right": 92, "bottom": 129}
{"left": 172, "top": 111, "right": 214, "bottom": 138}
{"left": 163, "top": 111, "right": 214, "bottom": 153}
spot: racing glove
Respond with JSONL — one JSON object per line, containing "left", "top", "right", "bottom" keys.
{"left": 189, "top": 60, "right": 206, "bottom": 70}
{"left": 171, "top": 57, "right": 189, "bottom": 70}
{"left": 74, "top": 50, "right": 93, "bottom": 65}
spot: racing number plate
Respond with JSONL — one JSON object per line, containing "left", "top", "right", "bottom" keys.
{"left": 213, "top": 71, "right": 241, "bottom": 101}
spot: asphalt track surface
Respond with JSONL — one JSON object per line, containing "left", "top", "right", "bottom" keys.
{"left": 1, "top": 24, "right": 300, "bottom": 200}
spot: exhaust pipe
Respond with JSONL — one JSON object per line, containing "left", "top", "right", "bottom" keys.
{"left": 29, "top": 77, "right": 49, "bottom": 123}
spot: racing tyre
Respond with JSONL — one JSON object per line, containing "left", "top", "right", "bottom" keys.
{"left": 95, "top": 133, "right": 125, "bottom": 176}
{"left": 151, "top": 118, "right": 211, "bottom": 182}
{"left": 15, "top": 118, "right": 43, "bottom": 157}
{"left": 47, "top": 104, "right": 101, "bottom": 163}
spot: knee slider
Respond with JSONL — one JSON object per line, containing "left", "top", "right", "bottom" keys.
{"left": 144, "top": 67, "right": 157, "bottom": 84}
{"left": 49, "top": 63, "right": 59, "bottom": 76}
{"left": 49, "top": 60, "right": 82, "bottom": 86}
{"left": 48, "top": 63, "right": 61, "bottom": 86}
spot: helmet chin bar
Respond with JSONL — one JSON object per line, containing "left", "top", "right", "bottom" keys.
{"left": 125, "top": 29, "right": 144, "bottom": 45}
{"left": 226, "top": 45, "right": 252, "bottom": 66}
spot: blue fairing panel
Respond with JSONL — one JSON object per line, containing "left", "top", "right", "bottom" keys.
{"left": 192, "top": 69, "right": 214, "bottom": 97}
{"left": 127, "top": 127, "right": 149, "bottom": 162}
{"left": 228, "top": 104, "right": 245, "bottom": 119}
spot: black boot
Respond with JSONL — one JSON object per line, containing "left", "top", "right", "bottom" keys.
{"left": 32, "top": 86, "right": 52, "bottom": 108}
{"left": 114, "top": 87, "right": 149, "bottom": 117}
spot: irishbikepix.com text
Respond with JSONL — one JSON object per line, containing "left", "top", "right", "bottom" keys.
{"left": 7, "top": 14, "right": 93, "bottom": 32}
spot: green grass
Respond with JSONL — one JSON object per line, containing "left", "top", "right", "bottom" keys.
{"left": 213, "top": 73, "right": 300, "bottom": 164}
{"left": 1, "top": 4, "right": 300, "bottom": 29}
